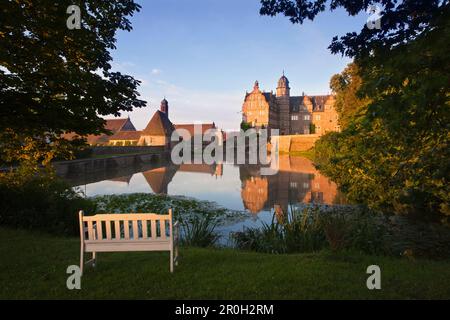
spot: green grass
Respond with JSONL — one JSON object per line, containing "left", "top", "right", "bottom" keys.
{"left": 1, "top": 227, "right": 450, "bottom": 299}
{"left": 279, "top": 149, "right": 315, "bottom": 161}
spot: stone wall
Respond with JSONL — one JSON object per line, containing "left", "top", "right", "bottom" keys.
{"left": 53, "top": 152, "right": 168, "bottom": 177}
{"left": 91, "top": 146, "right": 165, "bottom": 156}
{"left": 273, "top": 134, "right": 320, "bottom": 152}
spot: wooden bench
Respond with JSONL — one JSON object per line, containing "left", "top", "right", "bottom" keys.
{"left": 78, "top": 209, "right": 179, "bottom": 275}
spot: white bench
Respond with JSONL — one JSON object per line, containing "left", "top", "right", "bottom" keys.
{"left": 78, "top": 209, "right": 179, "bottom": 275}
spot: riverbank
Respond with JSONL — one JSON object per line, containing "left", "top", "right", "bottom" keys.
{"left": 1, "top": 227, "right": 449, "bottom": 299}
{"left": 279, "top": 148, "right": 315, "bottom": 161}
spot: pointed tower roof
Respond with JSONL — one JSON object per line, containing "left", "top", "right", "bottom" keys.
{"left": 142, "top": 110, "right": 174, "bottom": 136}
{"left": 277, "top": 73, "right": 289, "bottom": 88}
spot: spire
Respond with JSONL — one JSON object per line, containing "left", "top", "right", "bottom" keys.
{"left": 253, "top": 80, "right": 259, "bottom": 91}
{"left": 160, "top": 97, "right": 169, "bottom": 118}
{"left": 276, "top": 72, "right": 290, "bottom": 97}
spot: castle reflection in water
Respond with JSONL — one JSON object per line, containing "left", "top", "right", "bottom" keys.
{"left": 70, "top": 155, "right": 344, "bottom": 215}
{"left": 239, "top": 156, "right": 345, "bottom": 214}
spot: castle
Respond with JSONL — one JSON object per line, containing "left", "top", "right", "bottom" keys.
{"left": 242, "top": 73, "right": 340, "bottom": 135}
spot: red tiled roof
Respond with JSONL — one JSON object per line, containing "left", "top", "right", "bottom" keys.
{"left": 61, "top": 132, "right": 109, "bottom": 145}
{"left": 109, "top": 131, "right": 142, "bottom": 141}
{"left": 174, "top": 123, "right": 216, "bottom": 136}
{"left": 142, "top": 111, "right": 174, "bottom": 136}
{"left": 104, "top": 118, "right": 131, "bottom": 132}
{"left": 62, "top": 118, "right": 136, "bottom": 145}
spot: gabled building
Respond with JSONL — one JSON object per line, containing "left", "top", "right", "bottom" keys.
{"left": 63, "top": 97, "right": 219, "bottom": 148}
{"left": 62, "top": 117, "right": 137, "bottom": 146}
{"left": 109, "top": 130, "right": 142, "bottom": 146}
{"left": 138, "top": 109, "right": 175, "bottom": 147}
{"left": 242, "top": 73, "right": 340, "bottom": 135}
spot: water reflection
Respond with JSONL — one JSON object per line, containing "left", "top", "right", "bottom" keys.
{"left": 240, "top": 156, "right": 345, "bottom": 215}
{"left": 65, "top": 155, "right": 344, "bottom": 215}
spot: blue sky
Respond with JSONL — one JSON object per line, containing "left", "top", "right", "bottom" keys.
{"left": 110, "top": 0, "right": 368, "bottom": 130}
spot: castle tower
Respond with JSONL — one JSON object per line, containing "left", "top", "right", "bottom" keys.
{"left": 160, "top": 98, "right": 169, "bottom": 118}
{"left": 276, "top": 72, "right": 291, "bottom": 135}
{"left": 253, "top": 80, "right": 260, "bottom": 91}
{"left": 276, "top": 72, "right": 290, "bottom": 97}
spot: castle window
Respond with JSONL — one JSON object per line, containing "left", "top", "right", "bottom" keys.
{"left": 290, "top": 182, "right": 298, "bottom": 188}
{"left": 304, "top": 115, "right": 310, "bottom": 120}
{"left": 315, "top": 115, "right": 321, "bottom": 120}
{"left": 291, "top": 115, "right": 298, "bottom": 121}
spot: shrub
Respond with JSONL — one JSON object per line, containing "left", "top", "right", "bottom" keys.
{"left": 233, "top": 207, "right": 327, "bottom": 253}
{"left": 180, "top": 214, "right": 219, "bottom": 247}
{"left": 73, "top": 147, "right": 93, "bottom": 159}
{"left": 0, "top": 174, "right": 96, "bottom": 236}
{"left": 233, "top": 206, "right": 390, "bottom": 255}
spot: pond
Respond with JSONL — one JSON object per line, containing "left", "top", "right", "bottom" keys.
{"left": 63, "top": 155, "right": 346, "bottom": 244}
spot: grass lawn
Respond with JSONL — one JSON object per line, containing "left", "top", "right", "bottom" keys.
{"left": 1, "top": 227, "right": 449, "bottom": 299}
{"left": 279, "top": 149, "right": 315, "bottom": 161}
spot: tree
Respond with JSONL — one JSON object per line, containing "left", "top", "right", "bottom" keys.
{"left": 260, "top": 1, "right": 450, "bottom": 220}
{"left": 329, "top": 63, "right": 369, "bottom": 129}
{"left": 0, "top": 0, "right": 146, "bottom": 171}
{"left": 240, "top": 121, "right": 253, "bottom": 131}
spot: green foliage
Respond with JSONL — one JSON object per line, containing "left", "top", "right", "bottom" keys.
{"left": 180, "top": 214, "right": 219, "bottom": 247}
{"left": 0, "top": 174, "right": 95, "bottom": 236}
{"left": 265, "top": 1, "right": 450, "bottom": 221}
{"left": 329, "top": 63, "right": 369, "bottom": 128}
{"left": 240, "top": 121, "right": 252, "bottom": 131}
{"left": 233, "top": 206, "right": 389, "bottom": 255}
{"left": 309, "top": 122, "right": 316, "bottom": 134}
{"left": 0, "top": 0, "right": 146, "bottom": 170}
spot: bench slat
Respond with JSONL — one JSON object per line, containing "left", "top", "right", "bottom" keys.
{"left": 160, "top": 220, "right": 166, "bottom": 240}
{"left": 114, "top": 220, "right": 120, "bottom": 240}
{"left": 142, "top": 220, "right": 148, "bottom": 239}
{"left": 132, "top": 220, "right": 139, "bottom": 240}
{"left": 124, "top": 220, "right": 130, "bottom": 240}
{"left": 97, "top": 220, "right": 103, "bottom": 240}
{"left": 87, "top": 221, "right": 94, "bottom": 241}
{"left": 83, "top": 214, "right": 170, "bottom": 222}
{"left": 105, "top": 221, "right": 112, "bottom": 240}
{"left": 85, "top": 240, "right": 170, "bottom": 253}
{"left": 151, "top": 220, "right": 157, "bottom": 239}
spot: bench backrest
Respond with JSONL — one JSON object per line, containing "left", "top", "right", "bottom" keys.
{"left": 79, "top": 209, "right": 173, "bottom": 242}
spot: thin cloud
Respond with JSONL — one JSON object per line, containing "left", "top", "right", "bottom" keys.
{"left": 120, "top": 78, "right": 243, "bottom": 131}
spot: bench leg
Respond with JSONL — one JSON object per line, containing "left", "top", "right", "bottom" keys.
{"left": 170, "top": 249, "right": 174, "bottom": 273}
{"left": 92, "top": 252, "right": 97, "bottom": 267}
{"left": 80, "top": 247, "right": 84, "bottom": 276}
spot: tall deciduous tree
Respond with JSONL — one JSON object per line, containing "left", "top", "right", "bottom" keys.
{"left": 260, "top": 1, "right": 450, "bottom": 220}
{"left": 329, "top": 63, "right": 368, "bottom": 128}
{"left": 0, "top": 0, "right": 146, "bottom": 170}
